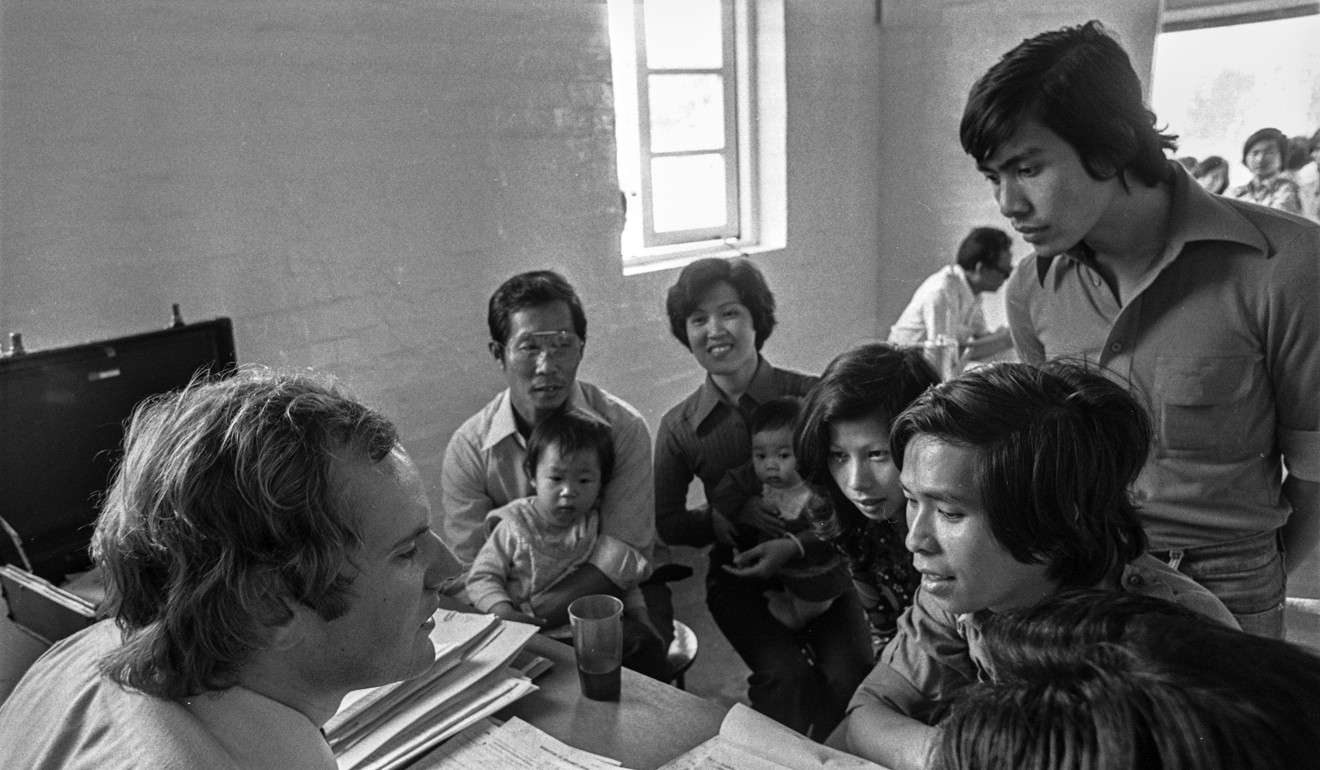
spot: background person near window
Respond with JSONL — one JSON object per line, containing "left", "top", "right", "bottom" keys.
{"left": 1229, "top": 127, "right": 1303, "bottom": 214}
{"left": 887, "top": 227, "right": 1016, "bottom": 378}
{"left": 1191, "top": 155, "right": 1230, "bottom": 195}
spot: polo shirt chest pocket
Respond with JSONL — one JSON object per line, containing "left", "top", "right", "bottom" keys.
{"left": 1154, "top": 355, "right": 1260, "bottom": 455}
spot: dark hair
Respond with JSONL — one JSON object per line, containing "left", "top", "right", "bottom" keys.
{"left": 92, "top": 367, "right": 397, "bottom": 698}
{"left": 1284, "top": 135, "right": 1310, "bottom": 172}
{"left": 1309, "top": 127, "right": 1320, "bottom": 155}
{"left": 954, "top": 227, "right": 1012, "bottom": 272}
{"left": 795, "top": 343, "right": 939, "bottom": 533}
{"left": 1190, "top": 155, "right": 1229, "bottom": 194}
{"left": 931, "top": 590, "right": 1320, "bottom": 770}
{"left": 487, "top": 270, "right": 588, "bottom": 350}
{"left": 665, "top": 257, "right": 777, "bottom": 350}
{"left": 750, "top": 395, "right": 803, "bottom": 437}
{"left": 973, "top": 590, "right": 1202, "bottom": 683}
{"left": 889, "top": 361, "right": 1150, "bottom": 587}
{"left": 522, "top": 409, "right": 615, "bottom": 487}
{"left": 960, "top": 20, "right": 1176, "bottom": 190}
{"left": 1241, "top": 127, "right": 1289, "bottom": 167}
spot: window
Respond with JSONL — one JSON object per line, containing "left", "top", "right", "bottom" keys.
{"left": 609, "top": 0, "right": 786, "bottom": 274}
{"left": 1152, "top": 4, "right": 1319, "bottom": 184}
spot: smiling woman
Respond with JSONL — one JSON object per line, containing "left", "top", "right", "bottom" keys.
{"left": 653, "top": 257, "right": 872, "bottom": 738}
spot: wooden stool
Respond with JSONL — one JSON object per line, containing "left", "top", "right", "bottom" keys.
{"left": 667, "top": 619, "right": 699, "bottom": 690}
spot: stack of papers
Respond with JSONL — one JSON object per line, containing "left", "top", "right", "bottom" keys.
{"left": 324, "top": 610, "right": 541, "bottom": 770}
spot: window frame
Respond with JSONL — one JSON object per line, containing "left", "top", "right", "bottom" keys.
{"left": 1160, "top": 0, "right": 1317, "bottom": 32}
{"left": 610, "top": 0, "right": 786, "bottom": 275}
{"left": 633, "top": 0, "right": 740, "bottom": 248}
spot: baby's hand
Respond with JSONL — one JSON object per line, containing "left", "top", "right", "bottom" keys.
{"left": 746, "top": 500, "right": 787, "bottom": 537}
{"left": 490, "top": 601, "right": 546, "bottom": 626}
{"left": 722, "top": 538, "right": 797, "bottom": 580}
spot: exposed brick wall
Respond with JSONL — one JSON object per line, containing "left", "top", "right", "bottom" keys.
{"left": 1, "top": 0, "right": 629, "bottom": 487}
{"left": 0, "top": 0, "right": 893, "bottom": 506}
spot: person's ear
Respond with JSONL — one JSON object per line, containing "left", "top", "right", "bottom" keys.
{"left": 264, "top": 601, "right": 311, "bottom": 652}
{"left": 488, "top": 340, "right": 507, "bottom": 370}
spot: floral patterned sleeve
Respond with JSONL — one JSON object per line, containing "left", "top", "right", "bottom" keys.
{"left": 1270, "top": 180, "right": 1303, "bottom": 215}
{"left": 807, "top": 499, "right": 919, "bottom": 641}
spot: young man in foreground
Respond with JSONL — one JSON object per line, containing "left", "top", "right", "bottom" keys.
{"left": 839, "top": 362, "right": 1234, "bottom": 769}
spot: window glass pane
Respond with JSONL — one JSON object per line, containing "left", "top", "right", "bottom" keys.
{"left": 649, "top": 74, "right": 725, "bottom": 153}
{"left": 1152, "top": 15, "right": 1320, "bottom": 184}
{"left": 651, "top": 154, "right": 727, "bottom": 232}
{"left": 644, "top": 0, "right": 722, "bottom": 69}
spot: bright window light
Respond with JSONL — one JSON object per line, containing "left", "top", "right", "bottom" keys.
{"left": 1152, "top": 14, "right": 1320, "bottom": 184}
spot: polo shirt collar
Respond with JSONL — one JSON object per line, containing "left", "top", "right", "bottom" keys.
{"left": 687, "top": 355, "right": 773, "bottom": 431}
{"left": 481, "top": 382, "right": 603, "bottom": 451}
{"left": 483, "top": 390, "right": 522, "bottom": 451}
{"left": 1032, "top": 162, "right": 1271, "bottom": 287}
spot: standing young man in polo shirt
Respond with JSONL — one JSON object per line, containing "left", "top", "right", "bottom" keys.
{"left": 961, "top": 21, "right": 1319, "bottom": 637}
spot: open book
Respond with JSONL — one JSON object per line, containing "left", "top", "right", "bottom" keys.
{"left": 324, "top": 610, "right": 541, "bottom": 770}
{"left": 658, "top": 704, "right": 891, "bottom": 770}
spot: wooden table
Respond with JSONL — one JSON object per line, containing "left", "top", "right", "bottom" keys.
{"left": 493, "top": 634, "right": 728, "bottom": 769}
{"left": 4, "top": 591, "right": 729, "bottom": 769}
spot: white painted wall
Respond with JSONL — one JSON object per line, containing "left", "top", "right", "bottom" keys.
{"left": 0, "top": 0, "right": 1165, "bottom": 517}
{"left": 0, "top": 1, "right": 891, "bottom": 496}
{"left": 870, "top": 0, "right": 1161, "bottom": 335}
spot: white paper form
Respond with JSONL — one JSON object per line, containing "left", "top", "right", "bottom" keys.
{"left": 414, "top": 717, "right": 622, "bottom": 770}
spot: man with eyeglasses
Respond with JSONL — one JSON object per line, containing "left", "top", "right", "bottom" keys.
{"left": 439, "top": 271, "right": 666, "bottom": 657}
{"left": 887, "top": 226, "right": 1016, "bottom": 375}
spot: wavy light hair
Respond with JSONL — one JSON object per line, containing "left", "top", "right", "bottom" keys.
{"left": 92, "top": 366, "right": 397, "bottom": 698}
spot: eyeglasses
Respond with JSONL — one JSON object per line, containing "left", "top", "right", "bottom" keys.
{"left": 505, "top": 331, "right": 582, "bottom": 363}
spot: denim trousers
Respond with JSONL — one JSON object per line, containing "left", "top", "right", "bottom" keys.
{"left": 1149, "top": 528, "right": 1286, "bottom": 638}
{"left": 704, "top": 544, "right": 874, "bottom": 738}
